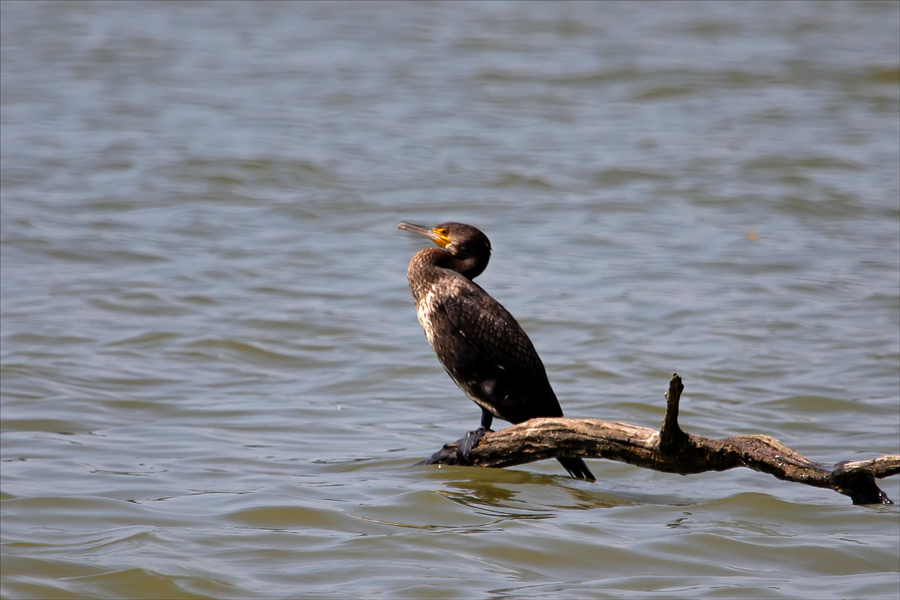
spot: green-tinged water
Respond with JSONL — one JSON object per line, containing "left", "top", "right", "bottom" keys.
{"left": 2, "top": 1, "right": 898, "bottom": 598}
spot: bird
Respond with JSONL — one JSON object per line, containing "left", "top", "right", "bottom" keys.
{"left": 397, "top": 221, "right": 595, "bottom": 480}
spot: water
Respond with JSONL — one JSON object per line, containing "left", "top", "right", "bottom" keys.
{"left": 2, "top": 1, "right": 899, "bottom": 598}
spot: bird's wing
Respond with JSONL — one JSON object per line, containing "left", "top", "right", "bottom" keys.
{"left": 441, "top": 284, "right": 548, "bottom": 378}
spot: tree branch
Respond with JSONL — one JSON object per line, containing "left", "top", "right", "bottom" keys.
{"left": 417, "top": 374, "right": 899, "bottom": 505}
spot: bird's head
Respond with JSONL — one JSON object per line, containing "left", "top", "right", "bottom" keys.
{"left": 397, "top": 221, "right": 492, "bottom": 279}
{"left": 397, "top": 221, "right": 491, "bottom": 258}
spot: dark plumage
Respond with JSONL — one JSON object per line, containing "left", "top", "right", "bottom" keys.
{"left": 397, "top": 221, "right": 594, "bottom": 480}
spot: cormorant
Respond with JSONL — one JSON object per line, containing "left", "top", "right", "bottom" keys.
{"left": 397, "top": 221, "right": 595, "bottom": 480}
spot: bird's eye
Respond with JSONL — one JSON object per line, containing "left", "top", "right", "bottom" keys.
{"left": 436, "top": 228, "right": 448, "bottom": 236}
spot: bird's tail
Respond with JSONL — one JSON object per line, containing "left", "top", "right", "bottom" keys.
{"left": 557, "top": 457, "right": 595, "bottom": 480}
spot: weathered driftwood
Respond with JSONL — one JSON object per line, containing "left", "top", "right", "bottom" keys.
{"left": 418, "top": 374, "right": 900, "bottom": 505}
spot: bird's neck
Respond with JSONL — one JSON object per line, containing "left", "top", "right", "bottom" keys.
{"left": 416, "top": 248, "right": 487, "bottom": 280}
{"left": 407, "top": 249, "right": 488, "bottom": 303}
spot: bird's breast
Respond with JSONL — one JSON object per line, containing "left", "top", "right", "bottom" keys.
{"left": 415, "top": 288, "right": 440, "bottom": 348}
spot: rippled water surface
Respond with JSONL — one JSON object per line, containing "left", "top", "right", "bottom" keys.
{"left": 2, "top": 2, "right": 899, "bottom": 598}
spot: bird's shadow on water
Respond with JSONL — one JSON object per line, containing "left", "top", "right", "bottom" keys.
{"left": 323, "top": 453, "right": 699, "bottom": 511}
{"left": 411, "top": 454, "right": 714, "bottom": 506}
{"left": 414, "top": 464, "right": 635, "bottom": 514}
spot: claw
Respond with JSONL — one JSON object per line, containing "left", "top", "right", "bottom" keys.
{"left": 456, "top": 427, "right": 492, "bottom": 464}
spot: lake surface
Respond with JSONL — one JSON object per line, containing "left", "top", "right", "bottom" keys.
{"left": 2, "top": 1, "right": 899, "bottom": 598}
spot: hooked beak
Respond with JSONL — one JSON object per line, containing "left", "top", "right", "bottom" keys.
{"left": 397, "top": 222, "right": 452, "bottom": 248}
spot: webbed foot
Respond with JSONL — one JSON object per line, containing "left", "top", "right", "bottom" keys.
{"left": 455, "top": 427, "right": 492, "bottom": 464}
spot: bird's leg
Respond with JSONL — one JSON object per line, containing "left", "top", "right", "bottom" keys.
{"left": 456, "top": 408, "right": 494, "bottom": 464}
{"left": 480, "top": 409, "right": 494, "bottom": 431}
